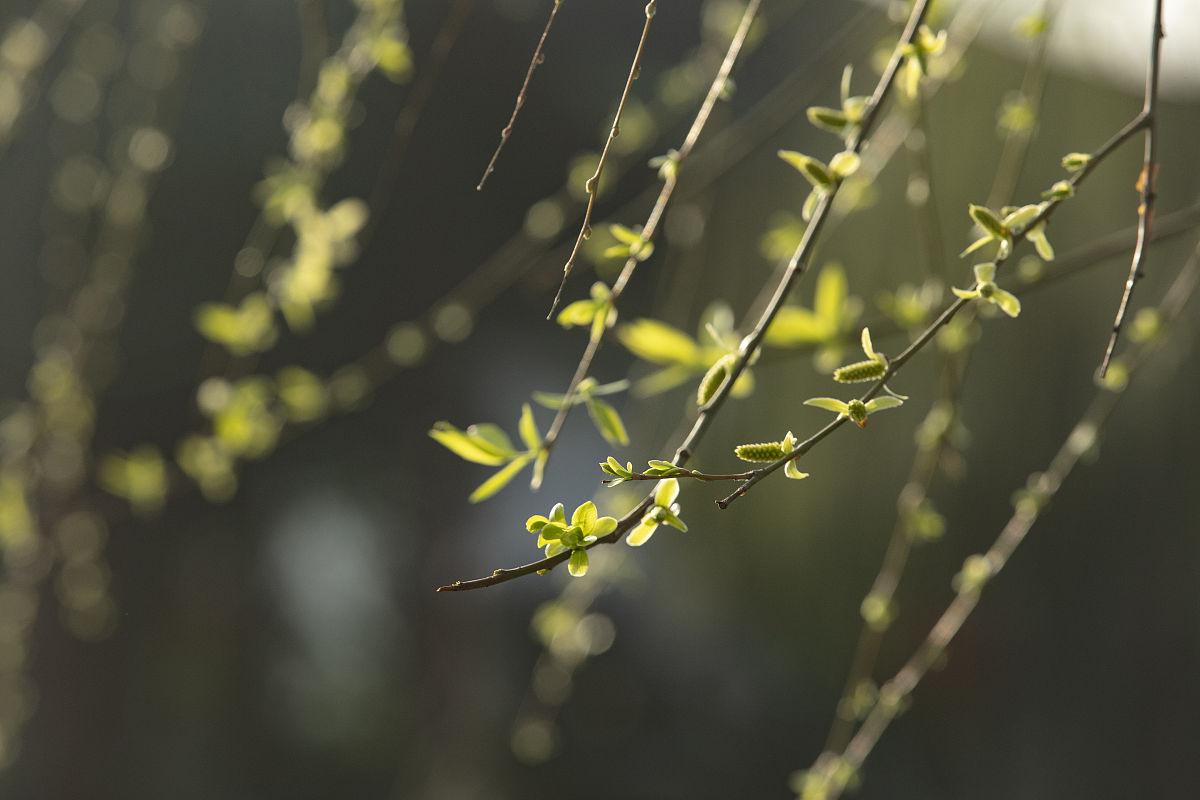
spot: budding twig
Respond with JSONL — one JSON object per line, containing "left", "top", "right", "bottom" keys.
{"left": 716, "top": 108, "right": 1155, "bottom": 509}
{"left": 439, "top": 0, "right": 936, "bottom": 592}
{"left": 821, "top": 236, "right": 1200, "bottom": 799}
{"left": 540, "top": 0, "right": 763, "bottom": 460}
{"left": 476, "top": 0, "right": 565, "bottom": 191}
{"left": 548, "top": 1, "right": 658, "bottom": 318}
{"left": 1099, "top": 0, "right": 1165, "bottom": 377}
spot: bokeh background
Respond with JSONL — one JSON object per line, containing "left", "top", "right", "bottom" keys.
{"left": 1, "top": 0, "right": 1198, "bottom": 798}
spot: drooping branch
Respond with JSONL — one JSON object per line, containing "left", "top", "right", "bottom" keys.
{"left": 817, "top": 236, "right": 1200, "bottom": 800}
{"left": 438, "top": 0, "right": 937, "bottom": 592}
{"left": 547, "top": 1, "right": 658, "bottom": 317}
{"left": 539, "top": 0, "right": 763, "bottom": 463}
{"left": 1098, "top": 0, "right": 1165, "bottom": 377}
{"left": 476, "top": 0, "right": 565, "bottom": 191}
{"left": 825, "top": 2, "right": 1059, "bottom": 752}
{"left": 715, "top": 106, "right": 1157, "bottom": 510}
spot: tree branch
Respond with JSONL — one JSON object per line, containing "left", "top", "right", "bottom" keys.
{"left": 476, "top": 0, "right": 565, "bottom": 191}
{"left": 821, "top": 236, "right": 1200, "bottom": 799}
{"left": 1098, "top": 0, "right": 1165, "bottom": 376}
{"left": 714, "top": 105, "right": 1156, "bottom": 510}
{"left": 438, "top": 0, "right": 936, "bottom": 592}
{"left": 548, "top": 1, "right": 658, "bottom": 317}
{"left": 539, "top": 0, "right": 763, "bottom": 459}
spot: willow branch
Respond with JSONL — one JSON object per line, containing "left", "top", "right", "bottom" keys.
{"left": 717, "top": 108, "right": 1153, "bottom": 510}
{"left": 826, "top": 4, "right": 1059, "bottom": 751}
{"left": 1098, "top": 0, "right": 1165, "bottom": 377}
{"left": 824, "top": 236, "right": 1200, "bottom": 799}
{"left": 476, "top": 0, "right": 565, "bottom": 190}
{"left": 547, "top": 1, "right": 658, "bottom": 317}
{"left": 438, "top": 0, "right": 936, "bottom": 592}
{"left": 539, "top": 0, "right": 763, "bottom": 461}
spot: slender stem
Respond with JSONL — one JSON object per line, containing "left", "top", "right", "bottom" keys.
{"left": 547, "top": 1, "right": 658, "bottom": 317}
{"left": 824, "top": 237, "right": 1200, "bottom": 799}
{"left": 540, "top": 0, "right": 763, "bottom": 460}
{"left": 1099, "top": 0, "right": 1165, "bottom": 377}
{"left": 476, "top": 0, "right": 565, "bottom": 190}
{"left": 438, "top": 0, "right": 936, "bottom": 593}
{"left": 605, "top": 468, "right": 757, "bottom": 484}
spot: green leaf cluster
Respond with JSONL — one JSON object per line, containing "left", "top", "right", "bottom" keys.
{"left": 778, "top": 148, "right": 861, "bottom": 221}
{"left": 627, "top": 478, "right": 687, "bottom": 547}
{"left": 952, "top": 263, "right": 1021, "bottom": 318}
{"left": 599, "top": 457, "right": 684, "bottom": 486}
{"left": 617, "top": 303, "right": 756, "bottom": 399}
{"left": 534, "top": 378, "right": 630, "bottom": 447}
{"left": 604, "top": 224, "right": 655, "bottom": 262}
{"left": 806, "top": 66, "right": 870, "bottom": 143}
{"left": 526, "top": 501, "right": 618, "bottom": 577}
{"left": 429, "top": 404, "right": 548, "bottom": 502}
{"left": 556, "top": 281, "right": 616, "bottom": 341}
{"left": 804, "top": 395, "right": 903, "bottom": 428}
{"left": 899, "top": 25, "right": 947, "bottom": 99}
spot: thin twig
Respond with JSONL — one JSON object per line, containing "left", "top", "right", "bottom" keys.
{"left": 824, "top": 236, "right": 1200, "bottom": 799}
{"left": 1099, "top": 0, "right": 1165, "bottom": 377}
{"left": 547, "top": 1, "right": 658, "bottom": 318}
{"left": 476, "top": 0, "right": 565, "bottom": 190}
{"left": 539, "top": 0, "right": 763, "bottom": 463}
{"left": 825, "top": 4, "right": 1060, "bottom": 752}
{"left": 605, "top": 468, "right": 757, "bottom": 484}
{"left": 438, "top": 0, "right": 936, "bottom": 593}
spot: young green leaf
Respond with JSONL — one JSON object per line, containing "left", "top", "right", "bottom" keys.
{"left": 518, "top": 403, "right": 541, "bottom": 452}
{"left": 585, "top": 396, "right": 629, "bottom": 446}
{"left": 429, "top": 422, "right": 509, "bottom": 465}
{"left": 469, "top": 454, "right": 532, "bottom": 503}
{"left": 568, "top": 548, "right": 590, "bottom": 577}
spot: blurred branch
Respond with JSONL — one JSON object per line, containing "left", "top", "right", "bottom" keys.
{"left": 816, "top": 235, "right": 1200, "bottom": 799}
{"left": 824, "top": 1, "right": 1060, "bottom": 753}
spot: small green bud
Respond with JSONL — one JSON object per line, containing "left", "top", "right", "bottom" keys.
{"left": 860, "top": 593, "right": 895, "bottom": 632}
{"left": 1042, "top": 180, "right": 1075, "bottom": 200}
{"left": 696, "top": 354, "right": 734, "bottom": 406}
{"left": 953, "top": 554, "right": 994, "bottom": 593}
{"left": 846, "top": 398, "right": 869, "bottom": 427}
{"left": 1061, "top": 152, "right": 1091, "bottom": 172}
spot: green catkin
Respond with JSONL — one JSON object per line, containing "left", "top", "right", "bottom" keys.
{"left": 734, "top": 441, "right": 788, "bottom": 462}
{"left": 833, "top": 358, "right": 887, "bottom": 383}
{"left": 696, "top": 355, "right": 734, "bottom": 406}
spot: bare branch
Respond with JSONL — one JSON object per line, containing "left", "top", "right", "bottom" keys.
{"left": 476, "top": 0, "right": 565, "bottom": 191}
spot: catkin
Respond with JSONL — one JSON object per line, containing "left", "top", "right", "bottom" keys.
{"left": 833, "top": 358, "right": 886, "bottom": 383}
{"left": 734, "top": 441, "right": 787, "bottom": 462}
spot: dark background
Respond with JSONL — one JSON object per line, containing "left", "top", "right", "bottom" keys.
{"left": 1, "top": 0, "right": 1198, "bottom": 798}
